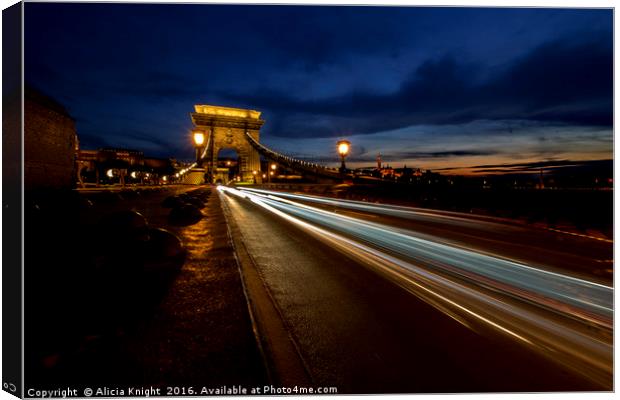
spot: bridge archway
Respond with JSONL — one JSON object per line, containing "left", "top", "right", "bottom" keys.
{"left": 214, "top": 148, "right": 240, "bottom": 184}
{"left": 191, "top": 105, "right": 264, "bottom": 183}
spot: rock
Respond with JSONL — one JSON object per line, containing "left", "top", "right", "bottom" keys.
{"left": 184, "top": 197, "right": 205, "bottom": 209}
{"left": 161, "top": 195, "right": 185, "bottom": 208}
{"left": 143, "top": 228, "right": 186, "bottom": 273}
{"left": 168, "top": 204, "right": 203, "bottom": 226}
{"left": 98, "top": 210, "right": 150, "bottom": 247}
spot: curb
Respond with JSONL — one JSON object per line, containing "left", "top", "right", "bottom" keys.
{"left": 220, "top": 190, "right": 314, "bottom": 387}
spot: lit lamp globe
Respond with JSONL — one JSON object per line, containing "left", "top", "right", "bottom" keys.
{"left": 337, "top": 140, "right": 351, "bottom": 173}
{"left": 193, "top": 131, "right": 205, "bottom": 146}
{"left": 193, "top": 131, "right": 205, "bottom": 166}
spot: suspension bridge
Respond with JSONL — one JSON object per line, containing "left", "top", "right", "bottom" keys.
{"left": 178, "top": 104, "right": 351, "bottom": 184}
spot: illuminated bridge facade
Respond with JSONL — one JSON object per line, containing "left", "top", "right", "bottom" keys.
{"left": 190, "top": 104, "right": 344, "bottom": 183}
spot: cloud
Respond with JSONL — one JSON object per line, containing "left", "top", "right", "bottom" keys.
{"left": 23, "top": 4, "right": 612, "bottom": 164}
{"left": 468, "top": 159, "right": 584, "bottom": 170}
{"left": 78, "top": 125, "right": 188, "bottom": 158}
{"left": 260, "top": 118, "right": 611, "bottom": 171}
{"left": 102, "top": 129, "right": 188, "bottom": 157}
{"left": 393, "top": 150, "right": 500, "bottom": 159}
{"left": 29, "top": 66, "right": 207, "bottom": 101}
{"left": 223, "top": 32, "right": 611, "bottom": 138}
{"left": 437, "top": 159, "right": 612, "bottom": 175}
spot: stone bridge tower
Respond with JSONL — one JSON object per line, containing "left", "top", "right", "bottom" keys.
{"left": 191, "top": 105, "right": 264, "bottom": 183}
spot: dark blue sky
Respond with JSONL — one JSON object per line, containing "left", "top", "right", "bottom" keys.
{"left": 25, "top": 4, "right": 612, "bottom": 173}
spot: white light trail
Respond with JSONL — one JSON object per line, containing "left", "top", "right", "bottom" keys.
{"left": 240, "top": 188, "right": 613, "bottom": 326}
{"left": 218, "top": 186, "right": 613, "bottom": 387}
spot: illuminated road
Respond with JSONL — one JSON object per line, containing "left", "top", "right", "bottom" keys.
{"left": 219, "top": 186, "right": 612, "bottom": 392}
{"left": 242, "top": 187, "right": 613, "bottom": 284}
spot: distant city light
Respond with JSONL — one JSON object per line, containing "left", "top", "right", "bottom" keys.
{"left": 130, "top": 171, "right": 137, "bottom": 179}
{"left": 106, "top": 169, "right": 114, "bottom": 178}
{"left": 271, "top": 163, "right": 277, "bottom": 170}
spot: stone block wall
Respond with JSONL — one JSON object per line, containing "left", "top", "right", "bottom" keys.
{"left": 210, "top": 126, "right": 261, "bottom": 182}
{"left": 24, "top": 88, "right": 77, "bottom": 190}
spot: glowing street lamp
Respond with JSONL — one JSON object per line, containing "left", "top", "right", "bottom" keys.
{"left": 193, "top": 131, "right": 205, "bottom": 166}
{"left": 337, "top": 140, "right": 350, "bottom": 173}
{"left": 268, "top": 163, "right": 277, "bottom": 184}
{"left": 193, "top": 131, "right": 205, "bottom": 146}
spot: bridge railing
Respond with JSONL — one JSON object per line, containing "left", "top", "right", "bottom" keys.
{"left": 244, "top": 132, "right": 347, "bottom": 180}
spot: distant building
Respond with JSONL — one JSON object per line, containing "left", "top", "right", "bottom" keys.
{"left": 355, "top": 159, "right": 441, "bottom": 184}
{"left": 77, "top": 147, "right": 175, "bottom": 186}
{"left": 98, "top": 147, "right": 144, "bottom": 166}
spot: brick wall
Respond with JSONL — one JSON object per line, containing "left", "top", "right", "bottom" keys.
{"left": 24, "top": 88, "right": 77, "bottom": 190}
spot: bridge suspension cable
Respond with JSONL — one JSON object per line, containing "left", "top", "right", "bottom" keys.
{"left": 199, "top": 130, "right": 211, "bottom": 162}
{"left": 244, "top": 131, "right": 346, "bottom": 179}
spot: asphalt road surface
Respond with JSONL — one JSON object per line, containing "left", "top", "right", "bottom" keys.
{"left": 219, "top": 186, "right": 612, "bottom": 393}
{"left": 241, "top": 187, "right": 613, "bottom": 284}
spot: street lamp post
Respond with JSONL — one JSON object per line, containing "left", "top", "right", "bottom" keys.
{"left": 269, "top": 163, "right": 276, "bottom": 184}
{"left": 193, "top": 131, "right": 205, "bottom": 167}
{"left": 337, "top": 140, "right": 350, "bottom": 173}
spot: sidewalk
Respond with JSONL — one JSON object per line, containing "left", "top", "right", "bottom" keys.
{"left": 25, "top": 186, "right": 267, "bottom": 389}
